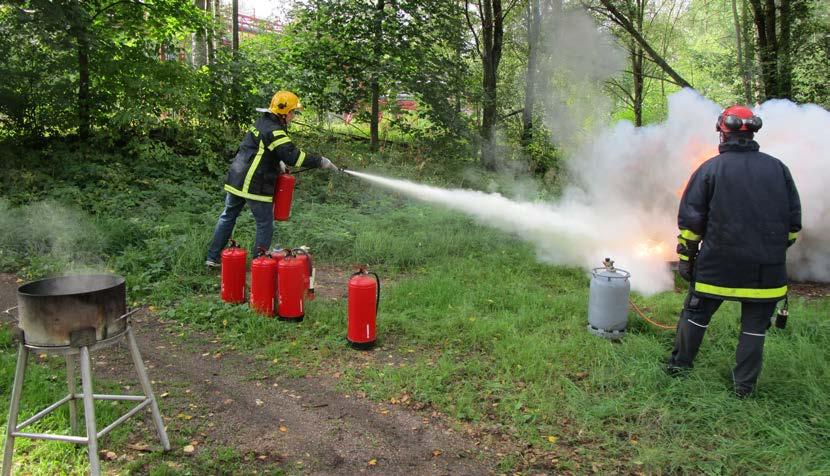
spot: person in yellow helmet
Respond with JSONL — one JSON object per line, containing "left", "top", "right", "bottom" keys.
{"left": 206, "top": 91, "right": 339, "bottom": 267}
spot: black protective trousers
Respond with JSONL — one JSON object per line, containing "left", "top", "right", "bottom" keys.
{"left": 668, "top": 291, "right": 777, "bottom": 393}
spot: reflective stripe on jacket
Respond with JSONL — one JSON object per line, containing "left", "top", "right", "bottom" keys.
{"left": 224, "top": 113, "right": 322, "bottom": 202}
{"left": 677, "top": 137, "right": 802, "bottom": 301}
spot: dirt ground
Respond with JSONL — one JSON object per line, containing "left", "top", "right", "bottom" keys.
{"left": 0, "top": 272, "right": 496, "bottom": 475}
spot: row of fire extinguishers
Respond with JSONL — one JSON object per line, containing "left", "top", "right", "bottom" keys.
{"left": 219, "top": 240, "right": 381, "bottom": 349}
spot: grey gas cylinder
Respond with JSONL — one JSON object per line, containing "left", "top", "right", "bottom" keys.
{"left": 588, "top": 258, "right": 631, "bottom": 340}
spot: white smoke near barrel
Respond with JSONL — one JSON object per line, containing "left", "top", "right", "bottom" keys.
{"left": 754, "top": 100, "right": 830, "bottom": 282}
{"left": 347, "top": 89, "right": 830, "bottom": 294}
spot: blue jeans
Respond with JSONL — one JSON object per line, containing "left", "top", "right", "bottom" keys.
{"left": 207, "top": 193, "right": 274, "bottom": 262}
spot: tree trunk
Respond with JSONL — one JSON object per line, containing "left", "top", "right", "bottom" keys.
{"left": 522, "top": 0, "right": 541, "bottom": 144}
{"left": 598, "top": 0, "right": 692, "bottom": 89}
{"left": 478, "top": 0, "right": 504, "bottom": 170}
{"left": 748, "top": 0, "right": 778, "bottom": 98}
{"left": 632, "top": 0, "right": 644, "bottom": 126}
{"left": 70, "top": 0, "right": 90, "bottom": 140}
{"left": 632, "top": 46, "right": 644, "bottom": 126}
{"left": 741, "top": 0, "right": 758, "bottom": 101}
{"left": 75, "top": 20, "right": 90, "bottom": 140}
{"left": 370, "top": 0, "right": 384, "bottom": 152}
{"left": 206, "top": 0, "right": 216, "bottom": 64}
{"left": 778, "top": 0, "right": 792, "bottom": 98}
{"left": 232, "top": 0, "right": 239, "bottom": 57}
{"left": 732, "top": 0, "right": 752, "bottom": 103}
{"left": 192, "top": 0, "right": 208, "bottom": 67}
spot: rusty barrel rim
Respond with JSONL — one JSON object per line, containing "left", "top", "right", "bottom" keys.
{"left": 17, "top": 274, "right": 125, "bottom": 297}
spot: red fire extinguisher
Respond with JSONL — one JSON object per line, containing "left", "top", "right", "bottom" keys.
{"left": 295, "top": 247, "right": 315, "bottom": 300}
{"left": 221, "top": 240, "right": 246, "bottom": 304}
{"left": 277, "top": 249, "right": 306, "bottom": 322}
{"left": 273, "top": 174, "right": 296, "bottom": 221}
{"left": 250, "top": 249, "right": 278, "bottom": 317}
{"left": 347, "top": 267, "right": 380, "bottom": 349}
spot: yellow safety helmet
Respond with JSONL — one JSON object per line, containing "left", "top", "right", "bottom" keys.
{"left": 257, "top": 90, "right": 302, "bottom": 115}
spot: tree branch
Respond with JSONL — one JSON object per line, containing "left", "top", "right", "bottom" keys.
{"left": 597, "top": 0, "right": 693, "bottom": 89}
{"left": 619, "top": 69, "right": 684, "bottom": 86}
{"left": 499, "top": 108, "right": 524, "bottom": 120}
{"left": 502, "top": 0, "right": 522, "bottom": 21}
{"left": 464, "top": 0, "right": 483, "bottom": 58}
{"left": 91, "top": 0, "right": 146, "bottom": 22}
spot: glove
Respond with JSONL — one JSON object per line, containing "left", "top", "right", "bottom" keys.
{"left": 319, "top": 157, "right": 338, "bottom": 170}
{"left": 678, "top": 259, "right": 694, "bottom": 282}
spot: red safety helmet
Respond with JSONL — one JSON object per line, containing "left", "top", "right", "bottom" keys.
{"left": 716, "top": 105, "right": 762, "bottom": 133}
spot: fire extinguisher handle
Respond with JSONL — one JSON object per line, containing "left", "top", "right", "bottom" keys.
{"left": 370, "top": 272, "right": 381, "bottom": 316}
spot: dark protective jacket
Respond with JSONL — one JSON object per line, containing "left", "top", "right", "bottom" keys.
{"left": 676, "top": 137, "right": 801, "bottom": 301}
{"left": 224, "top": 113, "right": 322, "bottom": 202}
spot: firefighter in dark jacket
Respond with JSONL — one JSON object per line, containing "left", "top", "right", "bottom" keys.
{"left": 667, "top": 105, "right": 802, "bottom": 398}
{"left": 206, "top": 91, "right": 339, "bottom": 267}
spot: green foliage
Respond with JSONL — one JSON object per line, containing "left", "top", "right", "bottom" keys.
{"left": 285, "top": 0, "right": 473, "bottom": 137}
{"left": 0, "top": 1, "right": 207, "bottom": 139}
{"left": 791, "top": 0, "right": 830, "bottom": 107}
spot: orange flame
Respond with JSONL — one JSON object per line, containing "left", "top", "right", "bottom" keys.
{"left": 635, "top": 239, "right": 673, "bottom": 260}
{"left": 676, "top": 142, "right": 719, "bottom": 197}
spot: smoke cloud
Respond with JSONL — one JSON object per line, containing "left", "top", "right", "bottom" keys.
{"left": 537, "top": 6, "right": 627, "bottom": 149}
{"left": 346, "top": 90, "right": 830, "bottom": 294}
{"left": 0, "top": 198, "right": 106, "bottom": 274}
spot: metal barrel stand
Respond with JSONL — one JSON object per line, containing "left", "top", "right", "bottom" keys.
{"left": 2, "top": 325, "right": 170, "bottom": 476}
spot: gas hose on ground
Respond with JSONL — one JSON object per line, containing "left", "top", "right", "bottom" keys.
{"left": 629, "top": 299, "right": 675, "bottom": 330}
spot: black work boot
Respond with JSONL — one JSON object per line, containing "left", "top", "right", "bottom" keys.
{"left": 665, "top": 362, "right": 692, "bottom": 378}
{"left": 734, "top": 386, "right": 753, "bottom": 399}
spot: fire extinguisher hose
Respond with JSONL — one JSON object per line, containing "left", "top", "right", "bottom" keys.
{"left": 629, "top": 299, "right": 675, "bottom": 330}
{"left": 370, "top": 272, "right": 381, "bottom": 315}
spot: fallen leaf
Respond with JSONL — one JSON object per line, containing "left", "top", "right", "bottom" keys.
{"left": 223, "top": 399, "right": 234, "bottom": 405}
{"left": 256, "top": 399, "right": 264, "bottom": 406}
{"left": 279, "top": 426, "right": 288, "bottom": 433}
{"left": 160, "top": 392, "right": 169, "bottom": 398}
{"left": 183, "top": 445, "right": 195, "bottom": 454}
{"left": 546, "top": 435, "right": 558, "bottom": 444}
{"left": 101, "top": 451, "right": 117, "bottom": 461}
{"left": 368, "top": 459, "right": 377, "bottom": 466}
{"left": 432, "top": 449, "right": 442, "bottom": 457}
{"left": 177, "top": 413, "right": 193, "bottom": 420}
{"left": 127, "top": 443, "right": 150, "bottom": 452}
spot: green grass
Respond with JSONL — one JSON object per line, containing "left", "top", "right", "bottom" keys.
{"left": 0, "top": 327, "right": 135, "bottom": 475}
{"left": 1, "top": 135, "right": 829, "bottom": 474}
